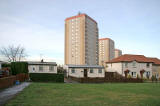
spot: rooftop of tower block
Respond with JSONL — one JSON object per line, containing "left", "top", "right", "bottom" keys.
{"left": 65, "top": 13, "right": 97, "bottom": 24}
{"left": 115, "top": 49, "right": 122, "bottom": 51}
{"left": 99, "top": 38, "right": 114, "bottom": 41}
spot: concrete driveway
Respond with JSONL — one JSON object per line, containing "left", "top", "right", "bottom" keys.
{"left": 0, "top": 82, "right": 31, "bottom": 106}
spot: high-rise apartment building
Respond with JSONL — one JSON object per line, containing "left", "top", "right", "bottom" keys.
{"left": 115, "top": 49, "right": 122, "bottom": 58}
{"left": 99, "top": 38, "right": 115, "bottom": 66}
{"left": 65, "top": 13, "right": 99, "bottom": 65}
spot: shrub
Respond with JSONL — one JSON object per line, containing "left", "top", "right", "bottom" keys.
{"left": 2, "top": 63, "right": 11, "bottom": 75}
{"left": 2, "top": 63, "right": 11, "bottom": 68}
{"left": 57, "top": 65, "right": 66, "bottom": 74}
{"left": 29, "top": 73, "right": 64, "bottom": 82}
{"left": 142, "top": 77, "right": 147, "bottom": 81}
{"left": 127, "top": 74, "right": 131, "bottom": 78}
{"left": 151, "top": 75, "right": 157, "bottom": 82}
{"left": 136, "top": 74, "right": 140, "bottom": 79}
{"left": 11, "top": 62, "right": 28, "bottom": 75}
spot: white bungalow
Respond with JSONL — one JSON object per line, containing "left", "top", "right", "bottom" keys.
{"left": 28, "top": 61, "right": 57, "bottom": 73}
{"left": 65, "top": 65, "right": 105, "bottom": 78}
{"left": 105, "top": 54, "right": 153, "bottom": 79}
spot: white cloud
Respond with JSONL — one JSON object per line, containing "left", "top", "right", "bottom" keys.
{"left": 0, "top": 15, "right": 64, "bottom": 64}
{"left": 26, "top": 55, "right": 64, "bottom": 65}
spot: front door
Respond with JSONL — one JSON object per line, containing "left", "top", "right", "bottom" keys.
{"left": 84, "top": 69, "right": 87, "bottom": 78}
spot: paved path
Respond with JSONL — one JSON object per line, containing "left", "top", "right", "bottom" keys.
{"left": 0, "top": 82, "right": 31, "bottom": 106}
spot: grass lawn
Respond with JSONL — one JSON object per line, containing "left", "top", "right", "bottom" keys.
{"left": 6, "top": 83, "right": 160, "bottom": 106}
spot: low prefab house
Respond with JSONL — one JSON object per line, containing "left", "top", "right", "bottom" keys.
{"left": 28, "top": 61, "right": 57, "bottom": 73}
{"left": 65, "top": 65, "right": 105, "bottom": 78}
{"left": 0, "top": 61, "right": 2, "bottom": 69}
{"left": 106, "top": 54, "right": 153, "bottom": 79}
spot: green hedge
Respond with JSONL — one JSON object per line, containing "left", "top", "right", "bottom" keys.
{"left": 11, "top": 62, "right": 28, "bottom": 75}
{"left": 2, "top": 63, "right": 11, "bottom": 68}
{"left": 29, "top": 73, "right": 64, "bottom": 83}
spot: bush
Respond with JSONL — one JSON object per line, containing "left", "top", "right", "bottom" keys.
{"left": 151, "top": 75, "right": 157, "bottom": 82}
{"left": 142, "top": 77, "right": 148, "bottom": 81}
{"left": 127, "top": 74, "right": 131, "bottom": 78}
{"left": 11, "top": 62, "right": 28, "bottom": 75}
{"left": 136, "top": 74, "right": 139, "bottom": 79}
{"left": 57, "top": 65, "right": 65, "bottom": 74}
{"left": 2, "top": 63, "right": 11, "bottom": 68}
{"left": 29, "top": 73, "right": 64, "bottom": 82}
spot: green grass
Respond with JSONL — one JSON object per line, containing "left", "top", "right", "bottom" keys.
{"left": 6, "top": 83, "right": 160, "bottom": 106}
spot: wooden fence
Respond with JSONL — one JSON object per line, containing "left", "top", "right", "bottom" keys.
{"left": 0, "top": 76, "right": 16, "bottom": 89}
{"left": 16, "top": 73, "right": 29, "bottom": 82}
{"left": 0, "top": 73, "right": 29, "bottom": 89}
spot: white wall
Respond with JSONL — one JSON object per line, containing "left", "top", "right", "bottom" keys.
{"left": 0, "top": 63, "right": 1, "bottom": 69}
{"left": 68, "top": 68, "right": 105, "bottom": 78}
{"left": 152, "top": 65, "right": 160, "bottom": 79}
{"left": 87, "top": 68, "right": 105, "bottom": 78}
{"left": 28, "top": 65, "right": 57, "bottom": 73}
{"left": 122, "top": 61, "right": 152, "bottom": 78}
{"left": 106, "top": 63, "right": 122, "bottom": 74}
{"left": 106, "top": 61, "right": 152, "bottom": 78}
{"left": 68, "top": 68, "right": 84, "bottom": 78}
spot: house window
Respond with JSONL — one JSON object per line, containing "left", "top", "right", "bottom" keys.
{"left": 132, "top": 61, "right": 136, "bottom": 67}
{"left": 156, "top": 73, "right": 159, "bottom": 78}
{"left": 131, "top": 72, "right": 136, "bottom": 77}
{"left": 32, "top": 67, "right": 35, "bottom": 72}
{"left": 49, "top": 66, "right": 54, "bottom": 71}
{"left": 125, "top": 63, "right": 128, "bottom": 68}
{"left": 71, "top": 68, "right": 75, "bottom": 73}
{"left": 146, "top": 71, "right": 150, "bottom": 78}
{"left": 146, "top": 63, "right": 150, "bottom": 68}
{"left": 98, "top": 69, "right": 102, "bottom": 73}
{"left": 39, "top": 66, "right": 43, "bottom": 71}
{"left": 90, "top": 68, "right": 93, "bottom": 73}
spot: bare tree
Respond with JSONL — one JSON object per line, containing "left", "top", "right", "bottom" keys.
{"left": 0, "top": 45, "right": 27, "bottom": 62}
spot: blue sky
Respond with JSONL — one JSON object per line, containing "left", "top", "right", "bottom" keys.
{"left": 0, "top": 0, "right": 160, "bottom": 64}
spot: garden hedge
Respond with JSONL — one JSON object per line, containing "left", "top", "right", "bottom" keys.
{"left": 11, "top": 62, "right": 28, "bottom": 75}
{"left": 2, "top": 63, "right": 11, "bottom": 68}
{"left": 29, "top": 73, "right": 64, "bottom": 82}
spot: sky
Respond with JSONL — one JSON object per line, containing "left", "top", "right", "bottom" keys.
{"left": 0, "top": 0, "right": 160, "bottom": 64}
